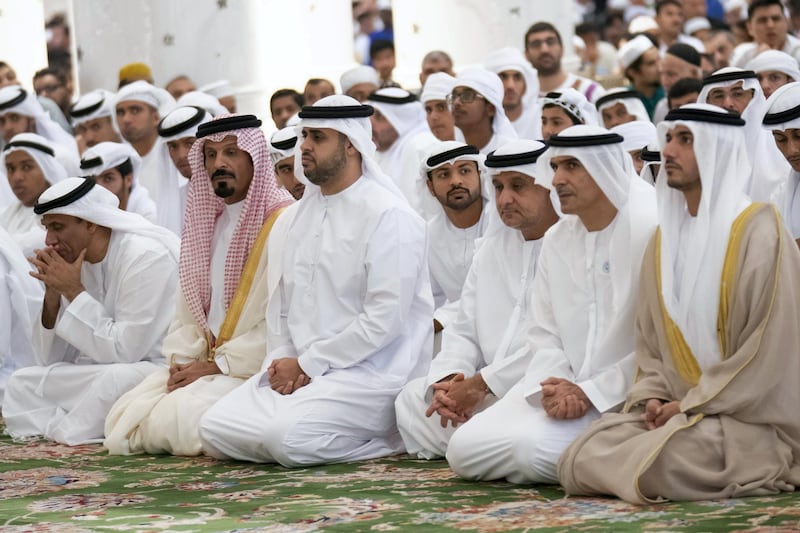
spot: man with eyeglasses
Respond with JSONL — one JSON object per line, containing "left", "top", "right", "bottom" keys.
{"left": 698, "top": 67, "right": 788, "bottom": 203}
{"left": 448, "top": 67, "right": 518, "bottom": 156}
{"left": 524, "top": 22, "right": 606, "bottom": 104}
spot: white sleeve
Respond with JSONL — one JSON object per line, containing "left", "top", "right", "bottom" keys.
{"left": 297, "top": 208, "right": 427, "bottom": 377}
{"left": 53, "top": 247, "right": 177, "bottom": 364}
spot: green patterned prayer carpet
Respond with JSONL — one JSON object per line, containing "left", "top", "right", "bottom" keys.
{"left": 1, "top": 428, "right": 799, "bottom": 532}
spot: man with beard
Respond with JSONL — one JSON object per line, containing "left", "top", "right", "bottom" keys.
{"left": 525, "top": 22, "right": 605, "bottom": 104}
{"left": 104, "top": 114, "right": 293, "bottom": 456}
{"left": 396, "top": 139, "right": 559, "bottom": 460}
{"left": 198, "top": 95, "right": 433, "bottom": 466}
{"left": 421, "top": 142, "right": 492, "bottom": 346}
{"left": 618, "top": 35, "right": 664, "bottom": 120}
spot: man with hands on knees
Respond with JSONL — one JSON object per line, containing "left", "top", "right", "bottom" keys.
{"left": 2, "top": 176, "right": 179, "bottom": 445}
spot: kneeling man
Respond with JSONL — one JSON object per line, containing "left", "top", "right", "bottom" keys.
{"left": 2, "top": 177, "right": 179, "bottom": 444}
{"left": 446, "top": 125, "right": 657, "bottom": 483}
{"left": 199, "top": 95, "right": 433, "bottom": 466}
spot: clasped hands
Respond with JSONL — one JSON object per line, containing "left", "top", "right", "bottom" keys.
{"left": 540, "top": 377, "right": 590, "bottom": 419}
{"left": 641, "top": 399, "right": 681, "bottom": 430}
{"left": 28, "top": 247, "right": 86, "bottom": 301}
{"left": 267, "top": 357, "right": 310, "bottom": 395}
{"left": 425, "top": 373, "right": 489, "bottom": 428}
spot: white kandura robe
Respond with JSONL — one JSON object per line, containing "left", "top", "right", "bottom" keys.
{"left": 127, "top": 184, "right": 158, "bottom": 224}
{"left": 105, "top": 202, "right": 281, "bottom": 456}
{"left": 0, "top": 202, "right": 45, "bottom": 257}
{"left": 428, "top": 201, "right": 492, "bottom": 331}
{"left": 2, "top": 230, "right": 178, "bottom": 445}
{"left": 199, "top": 176, "right": 433, "bottom": 466}
{"left": 0, "top": 227, "right": 42, "bottom": 404}
{"left": 446, "top": 209, "right": 655, "bottom": 484}
{"left": 396, "top": 225, "right": 543, "bottom": 459}
{"left": 137, "top": 140, "right": 174, "bottom": 209}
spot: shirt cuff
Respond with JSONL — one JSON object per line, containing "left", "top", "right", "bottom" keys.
{"left": 297, "top": 351, "right": 329, "bottom": 378}
{"left": 214, "top": 353, "right": 230, "bottom": 375}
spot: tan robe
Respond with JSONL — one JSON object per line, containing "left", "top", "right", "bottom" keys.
{"left": 104, "top": 208, "right": 289, "bottom": 456}
{"left": 558, "top": 204, "right": 800, "bottom": 503}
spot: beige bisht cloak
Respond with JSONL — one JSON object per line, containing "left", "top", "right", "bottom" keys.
{"left": 558, "top": 204, "right": 800, "bottom": 503}
{"left": 104, "top": 208, "right": 290, "bottom": 456}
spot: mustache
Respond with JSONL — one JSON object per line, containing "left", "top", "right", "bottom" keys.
{"left": 447, "top": 186, "right": 470, "bottom": 196}
{"left": 211, "top": 169, "right": 235, "bottom": 179}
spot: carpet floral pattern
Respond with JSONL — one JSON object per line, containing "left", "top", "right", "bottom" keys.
{"left": 0, "top": 432, "right": 798, "bottom": 532}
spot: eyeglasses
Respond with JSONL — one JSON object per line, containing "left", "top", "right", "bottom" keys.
{"left": 446, "top": 89, "right": 486, "bottom": 105}
{"left": 527, "top": 37, "right": 559, "bottom": 49}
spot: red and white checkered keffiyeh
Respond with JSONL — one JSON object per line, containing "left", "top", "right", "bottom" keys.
{"left": 180, "top": 114, "right": 294, "bottom": 331}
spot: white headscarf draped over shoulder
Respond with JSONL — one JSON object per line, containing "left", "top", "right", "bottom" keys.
{"left": 656, "top": 103, "right": 752, "bottom": 369}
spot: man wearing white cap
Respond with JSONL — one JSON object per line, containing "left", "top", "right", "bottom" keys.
{"left": 745, "top": 50, "right": 800, "bottom": 98}
{"left": 0, "top": 85, "right": 79, "bottom": 158}
{"left": 485, "top": 47, "right": 542, "bottom": 140}
{"left": 268, "top": 126, "right": 304, "bottom": 200}
{"left": 540, "top": 89, "right": 598, "bottom": 140}
{"left": 2, "top": 176, "right": 179, "bottom": 445}
{"left": 0, "top": 133, "right": 71, "bottom": 255}
{"left": 450, "top": 67, "right": 518, "bottom": 155}
{"left": 595, "top": 88, "right": 650, "bottom": 129}
{"left": 762, "top": 81, "right": 800, "bottom": 247}
{"left": 70, "top": 89, "right": 121, "bottom": 152}
{"left": 420, "top": 142, "right": 492, "bottom": 343}
{"left": 80, "top": 142, "right": 157, "bottom": 223}
{"left": 104, "top": 114, "right": 293, "bottom": 456}
{"left": 199, "top": 80, "right": 236, "bottom": 113}
{"left": 367, "top": 87, "right": 437, "bottom": 219}
{"left": 421, "top": 72, "right": 459, "bottom": 142}
{"left": 525, "top": 22, "right": 606, "bottom": 104}
{"left": 176, "top": 91, "right": 229, "bottom": 117}
{"left": 731, "top": 0, "right": 800, "bottom": 68}
{"left": 559, "top": 104, "right": 800, "bottom": 503}
{"left": 611, "top": 120, "right": 659, "bottom": 175}
{"left": 446, "top": 125, "right": 657, "bottom": 484}
{"left": 199, "top": 95, "right": 433, "bottom": 466}
{"left": 340, "top": 65, "right": 380, "bottom": 103}
{"left": 396, "top": 139, "right": 558, "bottom": 460}
{"left": 153, "top": 105, "right": 214, "bottom": 234}
{"left": 618, "top": 34, "right": 664, "bottom": 119}
{"left": 699, "top": 67, "right": 789, "bottom": 202}
{"left": 113, "top": 81, "right": 176, "bottom": 206}
{"left": 0, "top": 225, "right": 41, "bottom": 406}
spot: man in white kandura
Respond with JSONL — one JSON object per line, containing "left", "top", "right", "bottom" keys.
{"left": 199, "top": 95, "right": 433, "bottom": 466}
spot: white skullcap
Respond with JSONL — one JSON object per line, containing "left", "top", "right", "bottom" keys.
{"left": 628, "top": 16, "right": 659, "bottom": 34}
{"left": 80, "top": 142, "right": 142, "bottom": 181}
{"left": 611, "top": 120, "right": 658, "bottom": 153}
{"left": 596, "top": 87, "right": 650, "bottom": 122}
{"left": 367, "top": 87, "right": 425, "bottom": 137}
{"left": 114, "top": 80, "right": 175, "bottom": 116}
{"left": 454, "top": 66, "right": 519, "bottom": 140}
{"left": 539, "top": 125, "right": 633, "bottom": 210}
{"left": 34, "top": 177, "right": 180, "bottom": 258}
{"left": 421, "top": 72, "right": 457, "bottom": 103}
{"left": 420, "top": 140, "right": 484, "bottom": 181}
{"left": 745, "top": 50, "right": 800, "bottom": 82}
{"left": 340, "top": 66, "right": 380, "bottom": 95}
{"left": 484, "top": 139, "right": 548, "bottom": 184}
{"left": 199, "top": 80, "right": 234, "bottom": 98}
{"left": 573, "top": 35, "right": 586, "bottom": 51}
{"left": 684, "top": 17, "right": 711, "bottom": 36}
{"left": 542, "top": 88, "right": 599, "bottom": 127}
{"left": 763, "top": 81, "right": 800, "bottom": 131}
{"left": 723, "top": 0, "right": 748, "bottom": 18}
{"left": 176, "top": 91, "right": 229, "bottom": 117}
{"left": 1, "top": 133, "right": 68, "bottom": 186}
{"left": 618, "top": 34, "right": 656, "bottom": 70}
{"left": 157, "top": 105, "right": 213, "bottom": 142}
{"left": 269, "top": 126, "right": 298, "bottom": 166}
{"left": 70, "top": 89, "right": 116, "bottom": 127}
{"left": 624, "top": 5, "right": 656, "bottom": 23}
